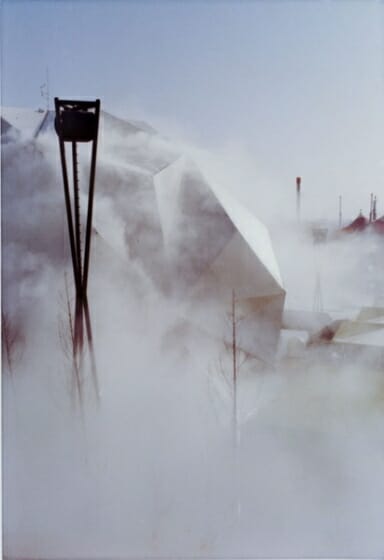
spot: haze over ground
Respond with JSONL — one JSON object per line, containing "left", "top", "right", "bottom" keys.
{"left": 2, "top": 1, "right": 384, "bottom": 558}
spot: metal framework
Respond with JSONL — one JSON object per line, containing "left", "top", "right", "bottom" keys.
{"left": 55, "top": 98, "right": 100, "bottom": 400}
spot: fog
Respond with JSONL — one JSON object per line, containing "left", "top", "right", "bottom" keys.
{"left": 2, "top": 114, "right": 384, "bottom": 558}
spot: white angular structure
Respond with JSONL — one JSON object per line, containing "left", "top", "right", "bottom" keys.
{"left": 2, "top": 106, "right": 285, "bottom": 365}
{"left": 154, "top": 156, "right": 285, "bottom": 365}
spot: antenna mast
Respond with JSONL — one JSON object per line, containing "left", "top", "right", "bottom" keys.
{"left": 369, "top": 193, "right": 374, "bottom": 223}
{"left": 46, "top": 67, "right": 50, "bottom": 110}
{"left": 296, "top": 176, "right": 301, "bottom": 222}
{"left": 40, "top": 67, "right": 50, "bottom": 111}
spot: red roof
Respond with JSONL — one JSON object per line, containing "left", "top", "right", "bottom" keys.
{"left": 340, "top": 214, "right": 384, "bottom": 235}
{"left": 342, "top": 214, "right": 368, "bottom": 233}
{"left": 372, "top": 216, "right": 384, "bottom": 234}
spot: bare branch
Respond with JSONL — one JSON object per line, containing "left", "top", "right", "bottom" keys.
{"left": 57, "top": 274, "right": 83, "bottom": 405}
{"left": 1, "top": 311, "right": 24, "bottom": 375}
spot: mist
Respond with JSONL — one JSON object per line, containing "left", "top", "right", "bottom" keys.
{"left": 2, "top": 109, "right": 384, "bottom": 559}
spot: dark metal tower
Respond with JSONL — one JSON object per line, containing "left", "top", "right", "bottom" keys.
{"left": 54, "top": 98, "right": 100, "bottom": 401}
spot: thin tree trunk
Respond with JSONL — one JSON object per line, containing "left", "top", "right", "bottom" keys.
{"left": 232, "top": 289, "right": 238, "bottom": 449}
{"left": 2, "top": 312, "right": 13, "bottom": 375}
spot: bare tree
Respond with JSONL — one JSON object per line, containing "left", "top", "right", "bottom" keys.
{"left": 57, "top": 273, "right": 100, "bottom": 408}
{"left": 229, "top": 289, "right": 249, "bottom": 449}
{"left": 1, "top": 311, "right": 24, "bottom": 375}
{"left": 57, "top": 274, "right": 83, "bottom": 405}
{"left": 208, "top": 290, "right": 261, "bottom": 521}
{"left": 208, "top": 289, "right": 249, "bottom": 427}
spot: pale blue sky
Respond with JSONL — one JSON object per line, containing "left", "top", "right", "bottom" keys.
{"left": 2, "top": 0, "right": 384, "bottom": 218}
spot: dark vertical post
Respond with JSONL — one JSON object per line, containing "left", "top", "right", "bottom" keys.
{"left": 296, "top": 176, "right": 301, "bottom": 223}
{"left": 55, "top": 98, "right": 80, "bottom": 295}
{"left": 83, "top": 296, "right": 100, "bottom": 401}
{"left": 83, "top": 99, "right": 100, "bottom": 297}
{"left": 72, "top": 141, "right": 82, "bottom": 285}
{"left": 369, "top": 193, "right": 374, "bottom": 223}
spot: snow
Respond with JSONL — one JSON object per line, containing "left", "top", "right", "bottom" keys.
{"left": 1, "top": 107, "right": 47, "bottom": 139}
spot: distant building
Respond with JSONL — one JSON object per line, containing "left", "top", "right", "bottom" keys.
{"left": 307, "top": 307, "right": 384, "bottom": 369}
{"left": 341, "top": 212, "right": 384, "bottom": 236}
{"left": 342, "top": 212, "right": 369, "bottom": 233}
